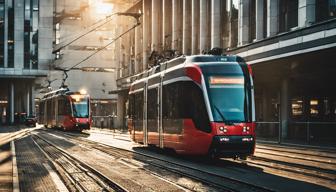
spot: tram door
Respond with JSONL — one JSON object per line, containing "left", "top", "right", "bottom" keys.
{"left": 143, "top": 82, "right": 148, "bottom": 146}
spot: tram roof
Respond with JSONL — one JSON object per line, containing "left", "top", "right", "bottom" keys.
{"left": 41, "top": 88, "right": 86, "bottom": 100}
{"left": 131, "top": 55, "right": 245, "bottom": 82}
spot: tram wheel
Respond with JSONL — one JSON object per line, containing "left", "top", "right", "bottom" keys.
{"left": 208, "top": 148, "right": 219, "bottom": 160}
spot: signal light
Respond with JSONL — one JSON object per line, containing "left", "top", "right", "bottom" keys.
{"left": 185, "top": 64, "right": 202, "bottom": 84}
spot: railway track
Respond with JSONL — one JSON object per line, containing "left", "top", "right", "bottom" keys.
{"left": 31, "top": 133, "right": 128, "bottom": 192}
{"left": 38, "top": 129, "right": 274, "bottom": 192}
{"left": 238, "top": 145, "right": 336, "bottom": 189}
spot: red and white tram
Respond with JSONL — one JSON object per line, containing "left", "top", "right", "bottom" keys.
{"left": 128, "top": 55, "right": 255, "bottom": 159}
{"left": 38, "top": 88, "right": 91, "bottom": 131}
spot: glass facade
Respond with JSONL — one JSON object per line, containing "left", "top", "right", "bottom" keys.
{"left": 8, "top": 0, "right": 14, "bottom": 68}
{"left": 0, "top": 0, "right": 4, "bottom": 67}
{"left": 316, "top": 0, "right": 336, "bottom": 22}
{"left": 279, "top": 0, "right": 298, "bottom": 32}
{"left": 24, "top": 0, "right": 39, "bottom": 69}
{"left": 249, "top": 0, "right": 256, "bottom": 42}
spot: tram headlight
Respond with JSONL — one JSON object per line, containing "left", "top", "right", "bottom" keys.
{"left": 219, "top": 126, "right": 228, "bottom": 133}
{"left": 243, "top": 126, "right": 250, "bottom": 132}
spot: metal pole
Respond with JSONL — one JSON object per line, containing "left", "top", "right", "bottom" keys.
{"left": 307, "top": 121, "right": 310, "bottom": 144}
{"left": 278, "top": 103, "right": 281, "bottom": 144}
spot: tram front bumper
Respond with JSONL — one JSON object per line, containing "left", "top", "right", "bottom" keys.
{"left": 210, "top": 135, "right": 255, "bottom": 157}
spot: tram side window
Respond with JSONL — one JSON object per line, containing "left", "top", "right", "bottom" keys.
{"left": 128, "top": 95, "right": 134, "bottom": 119}
{"left": 162, "top": 81, "right": 210, "bottom": 132}
{"left": 39, "top": 102, "right": 44, "bottom": 115}
{"left": 163, "top": 83, "right": 185, "bottom": 119}
{"left": 183, "top": 82, "right": 211, "bottom": 133}
{"left": 64, "top": 99, "right": 71, "bottom": 114}
{"left": 134, "top": 92, "right": 143, "bottom": 120}
{"left": 147, "top": 88, "right": 158, "bottom": 119}
{"left": 47, "top": 100, "right": 52, "bottom": 117}
{"left": 58, "top": 99, "right": 65, "bottom": 115}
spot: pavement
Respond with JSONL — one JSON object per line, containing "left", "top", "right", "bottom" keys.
{"left": 0, "top": 125, "right": 335, "bottom": 191}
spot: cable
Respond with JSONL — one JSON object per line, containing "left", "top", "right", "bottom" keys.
{"left": 66, "top": 22, "right": 141, "bottom": 71}
{"left": 53, "top": 13, "right": 118, "bottom": 53}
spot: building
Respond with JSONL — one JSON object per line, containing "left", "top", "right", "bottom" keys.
{"left": 50, "top": 0, "right": 137, "bottom": 127}
{"left": 115, "top": 0, "right": 336, "bottom": 145}
{"left": 0, "top": 0, "right": 54, "bottom": 125}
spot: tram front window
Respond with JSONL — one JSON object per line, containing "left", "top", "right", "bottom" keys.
{"left": 202, "top": 64, "right": 252, "bottom": 123}
{"left": 71, "top": 95, "right": 89, "bottom": 118}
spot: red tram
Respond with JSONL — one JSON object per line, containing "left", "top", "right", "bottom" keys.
{"left": 128, "top": 55, "right": 256, "bottom": 159}
{"left": 38, "top": 88, "right": 91, "bottom": 131}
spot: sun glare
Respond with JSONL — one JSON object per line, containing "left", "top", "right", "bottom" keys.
{"left": 92, "top": 0, "right": 114, "bottom": 16}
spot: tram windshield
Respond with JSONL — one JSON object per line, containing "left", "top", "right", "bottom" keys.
{"left": 70, "top": 95, "right": 89, "bottom": 118}
{"left": 201, "top": 64, "right": 252, "bottom": 123}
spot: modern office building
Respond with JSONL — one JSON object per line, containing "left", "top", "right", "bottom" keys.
{"left": 115, "top": 0, "right": 336, "bottom": 145}
{"left": 51, "top": 0, "right": 137, "bottom": 127}
{"left": 0, "top": 0, "right": 54, "bottom": 124}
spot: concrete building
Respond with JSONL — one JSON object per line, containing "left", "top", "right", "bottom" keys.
{"left": 51, "top": 0, "right": 137, "bottom": 127}
{"left": 115, "top": 0, "right": 336, "bottom": 145}
{"left": 0, "top": 0, "right": 54, "bottom": 125}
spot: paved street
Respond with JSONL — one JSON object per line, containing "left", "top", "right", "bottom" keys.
{"left": 0, "top": 125, "right": 335, "bottom": 192}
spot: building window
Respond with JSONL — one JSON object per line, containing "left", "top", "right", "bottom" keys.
{"left": 292, "top": 99, "right": 304, "bottom": 117}
{"left": 310, "top": 99, "right": 319, "bottom": 116}
{"left": 249, "top": 0, "right": 256, "bottom": 42}
{"left": 0, "top": 0, "right": 4, "bottom": 68}
{"left": 229, "top": 0, "right": 239, "bottom": 48}
{"left": 263, "top": 0, "right": 267, "bottom": 38}
{"left": 31, "top": 0, "right": 38, "bottom": 69}
{"left": 279, "top": 0, "right": 298, "bottom": 32}
{"left": 8, "top": 0, "right": 14, "bottom": 68}
{"left": 316, "top": 0, "right": 336, "bottom": 22}
{"left": 24, "top": 0, "right": 39, "bottom": 69}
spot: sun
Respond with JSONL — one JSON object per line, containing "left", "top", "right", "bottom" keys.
{"left": 90, "top": 0, "right": 114, "bottom": 16}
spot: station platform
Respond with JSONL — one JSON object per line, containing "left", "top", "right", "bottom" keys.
{"left": 0, "top": 126, "right": 65, "bottom": 192}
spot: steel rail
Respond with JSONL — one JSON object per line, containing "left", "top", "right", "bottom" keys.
{"left": 31, "top": 133, "right": 128, "bottom": 192}
{"left": 42, "top": 130, "right": 274, "bottom": 192}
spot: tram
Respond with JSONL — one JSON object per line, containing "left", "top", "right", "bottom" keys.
{"left": 38, "top": 88, "right": 91, "bottom": 131}
{"left": 128, "top": 55, "right": 255, "bottom": 159}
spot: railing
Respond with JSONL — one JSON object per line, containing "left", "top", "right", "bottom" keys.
{"left": 91, "top": 116, "right": 116, "bottom": 129}
{"left": 255, "top": 122, "right": 281, "bottom": 143}
{"left": 256, "top": 121, "right": 336, "bottom": 146}
{"left": 288, "top": 122, "right": 336, "bottom": 145}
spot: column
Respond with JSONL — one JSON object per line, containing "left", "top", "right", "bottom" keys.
{"left": 162, "top": 0, "right": 172, "bottom": 50}
{"left": 183, "top": 0, "right": 192, "bottom": 55}
{"left": 267, "top": 0, "right": 279, "bottom": 37}
{"left": 31, "top": 84, "right": 35, "bottom": 116}
{"left": 172, "top": 0, "right": 182, "bottom": 52}
{"left": 200, "top": 0, "right": 209, "bottom": 53}
{"left": 298, "top": 0, "right": 316, "bottom": 28}
{"left": 116, "top": 93, "right": 125, "bottom": 129}
{"left": 280, "top": 78, "right": 289, "bottom": 139}
{"left": 152, "top": 0, "right": 161, "bottom": 51}
{"left": 238, "top": 0, "right": 250, "bottom": 46}
{"left": 191, "top": 0, "right": 199, "bottom": 54}
{"left": 38, "top": 0, "right": 54, "bottom": 70}
{"left": 142, "top": 0, "right": 151, "bottom": 71}
{"left": 10, "top": 82, "right": 14, "bottom": 124}
{"left": 256, "top": 0, "right": 264, "bottom": 40}
{"left": 211, "top": 0, "right": 221, "bottom": 48}
{"left": 262, "top": 88, "right": 269, "bottom": 121}
{"left": 26, "top": 84, "right": 30, "bottom": 116}
{"left": 134, "top": 23, "right": 140, "bottom": 74}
